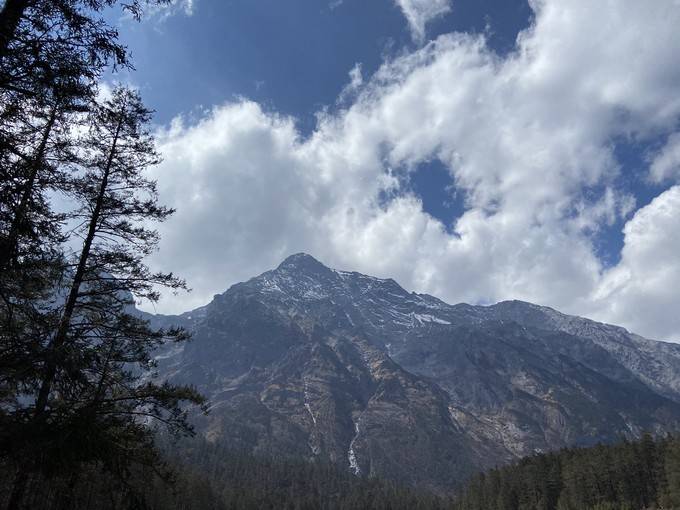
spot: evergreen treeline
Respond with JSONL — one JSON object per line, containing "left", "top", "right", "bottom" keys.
{"left": 0, "top": 439, "right": 453, "bottom": 510}
{"left": 8, "top": 433, "right": 680, "bottom": 510}
{"left": 148, "top": 440, "right": 453, "bottom": 510}
{"left": 453, "top": 434, "right": 680, "bottom": 510}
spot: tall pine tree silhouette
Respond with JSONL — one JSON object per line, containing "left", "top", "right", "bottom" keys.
{"left": 4, "top": 86, "right": 205, "bottom": 510}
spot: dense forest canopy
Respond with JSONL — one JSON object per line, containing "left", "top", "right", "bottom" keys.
{"left": 0, "top": 438, "right": 451, "bottom": 510}
{"left": 3, "top": 433, "right": 680, "bottom": 509}
{"left": 454, "top": 434, "right": 680, "bottom": 510}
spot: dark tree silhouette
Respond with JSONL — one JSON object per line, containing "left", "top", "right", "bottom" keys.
{"left": 1, "top": 6, "right": 205, "bottom": 509}
{"left": 0, "top": 0, "right": 175, "bottom": 400}
{"left": 2, "top": 86, "right": 205, "bottom": 510}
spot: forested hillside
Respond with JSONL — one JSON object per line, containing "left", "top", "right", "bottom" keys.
{"left": 454, "top": 434, "right": 680, "bottom": 510}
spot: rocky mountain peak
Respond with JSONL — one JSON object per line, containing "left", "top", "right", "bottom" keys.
{"left": 276, "top": 252, "right": 329, "bottom": 273}
{"left": 151, "top": 254, "right": 680, "bottom": 492}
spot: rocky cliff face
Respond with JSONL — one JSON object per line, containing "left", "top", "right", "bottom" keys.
{"left": 149, "top": 253, "right": 680, "bottom": 491}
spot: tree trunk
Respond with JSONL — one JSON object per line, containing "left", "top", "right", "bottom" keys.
{"left": 0, "top": 0, "right": 30, "bottom": 61}
{"left": 33, "top": 117, "right": 122, "bottom": 419}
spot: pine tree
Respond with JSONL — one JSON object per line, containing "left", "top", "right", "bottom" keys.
{"left": 0, "top": 37, "right": 95, "bottom": 501}
{"left": 0, "top": 0, "right": 177, "bottom": 270}
{"left": 0, "top": 2, "right": 208, "bottom": 507}
{"left": 660, "top": 438, "right": 680, "bottom": 508}
{"left": 0, "top": 0, "right": 175, "bottom": 436}
{"left": 0, "top": 0, "right": 171, "bottom": 67}
{"left": 4, "top": 86, "right": 205, "bottom": 510}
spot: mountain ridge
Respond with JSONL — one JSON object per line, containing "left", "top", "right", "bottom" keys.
{"left": 147, "top": 253, "right": 680, "bottom": 491}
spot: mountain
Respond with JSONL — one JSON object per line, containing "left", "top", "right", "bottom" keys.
{"left": 149, "top": 253, "right": 680, "bottom": 492}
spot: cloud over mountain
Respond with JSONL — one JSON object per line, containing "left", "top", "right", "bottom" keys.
{"left": 147, "top": 0, "right": 680, "bottom": 342}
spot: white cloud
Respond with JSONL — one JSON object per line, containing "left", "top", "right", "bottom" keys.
{"left": 182, "top": 0, "right": 194, "bottom": 16}
{"left": 145, "top": 0, "right": 194, "bottom": 22}
{"left": 394, "top": 0, "right": 452, "bottom": 42}
{"left": 338, "top": 63, "right": 364, "bottom": 104}
{"left": 146, "top": 0, "right": 680, "bottom": 342}
{"left": 650, "top": 133, "right": 680, "bottom": 183}
{"left": 591, "top": 186, "right": 680, "bottom": 341}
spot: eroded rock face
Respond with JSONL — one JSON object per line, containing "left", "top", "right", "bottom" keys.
{"left": 149, "top": 253, "right": 680, "bottom": 491}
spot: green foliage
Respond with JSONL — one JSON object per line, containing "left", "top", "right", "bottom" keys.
{"left": 454, "top": 434, "right": 680, "bottom": 510}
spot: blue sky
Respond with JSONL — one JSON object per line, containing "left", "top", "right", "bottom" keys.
{"left": 119, "top": 0, "right": 531, "bottom": 127}
{"left": 118, "top": 1, "right": 680, "bottom": 342}
{"left": 117, "top": 0, "right": 532, "bottom": 236}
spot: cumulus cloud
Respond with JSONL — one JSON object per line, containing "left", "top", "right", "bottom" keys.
{"left": 146, "top": 0, "right": 680, "bottom": 342}
{"left": 394, "top": 0, "right": 452, "bottom": 42}
{"left": 591, "top": 186, "right": 680, "bottom": 341}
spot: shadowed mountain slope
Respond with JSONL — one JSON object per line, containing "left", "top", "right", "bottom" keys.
{"left": 148, "top": 253, "right": 680, "bottom": 491}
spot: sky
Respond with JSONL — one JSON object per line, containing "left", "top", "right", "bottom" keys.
{"left": 114, "top": 0, "right": 680, "bottom": 343}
